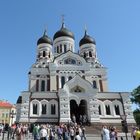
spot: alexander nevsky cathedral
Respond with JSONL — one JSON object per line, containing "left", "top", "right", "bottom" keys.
{"left": 16, "top": 21, "right": 135, "bottom": 126}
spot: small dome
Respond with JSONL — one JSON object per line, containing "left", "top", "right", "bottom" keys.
{"left": 16, "top": 96, "right": 22, "bottom": 104}
{"left": 53, "top": 23, "right": 74, "bottom": 40}
{"left": 79, "top": 30, "right": 96, "bottom": 46}
{"left": 37, "top": 30, "right": 53, "bottom": 45}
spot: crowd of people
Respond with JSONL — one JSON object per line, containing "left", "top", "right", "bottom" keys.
{"left": 0, "top": 122, "right": 86, "bottom": 140}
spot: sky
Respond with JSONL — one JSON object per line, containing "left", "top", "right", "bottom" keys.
{"left": 0, "top": 0, "right": 140, "bottom": 104}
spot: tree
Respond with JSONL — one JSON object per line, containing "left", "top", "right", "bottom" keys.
{"left": 131, "top": 85, "right": 140, "bottom": 107}
{"left": 131, "top": 85, "right": 140, "bottom": 125}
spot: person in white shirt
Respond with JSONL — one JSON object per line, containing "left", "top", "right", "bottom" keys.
{"left": 39, "top": 126, "right": 48, "bottom": 140}
{"left": 102, "top": 125, "right": 110, "bottom": 140}
{"left": 75, "top": 131, "right": 81, "bottom": 140}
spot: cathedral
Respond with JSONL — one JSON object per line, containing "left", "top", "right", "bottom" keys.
{"left": 16, "top": 21, "right": 135, "bottom": 126}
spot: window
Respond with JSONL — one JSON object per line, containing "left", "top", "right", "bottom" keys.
{"left": 33, "top": 104, "right": 38, "bottom": 114}
{"left": 115, "top": 105, "right": 120, "bottom": 115}
{"left": 64, "top": 44, "right": 67, "bottom": 53}
{"left": 43, "top": 51, "right": 46, "bottom": 57}
{"left": 93, "top": 80, "right": 97, "bottom": 88}
{"left": 89, "top": 51, "right": 92, "bottom": 57}
{"left": 61, "top": 76, "right": 65, "bottom": 88}
{"left": 60, "top": 44, "right": 62, "bottom": 53}
{"left": 41, "top": 80, "right": 45, "bottom": 91}
{"left": 64, "top": 58, "right": 76, "bottom": 64}
{"left": 68, "top": 76, "right": 72, "bottom": 80}
{"left": 42, "top": 104, "right": 47, "bottom": 115}
{"left": 99, "top": 105, "right": 101, "bottom": 115}
{"left": 105, "top": 105, "right": 111, "bottom": 115}
{"left": 83, "top": 52, "right": 86, "bottom": 58}
{"left": 57, "top": 46, "right": 59, "bottom": 53}
{"left": 51, "top": 104, "right": 56, "bottom": 115}
{"left": 36, "top": 80, "right": 39, "bottom": 91}
{"left": 47, "top": 75, "right": 50, "bottom": 91}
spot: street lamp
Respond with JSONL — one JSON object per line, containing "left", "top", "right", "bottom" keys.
{"left": 10, "top": 111, "right": 16, "bottom": 125}
{"left": 120, "top": 114, "right": 128, "bottom": 140}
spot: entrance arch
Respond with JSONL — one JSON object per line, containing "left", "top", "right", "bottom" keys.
{"left": 79, "top": 100, "right": 87, "bottom": 115}
{"left": 70, "top": 99, "right": 88, "bottom": 123}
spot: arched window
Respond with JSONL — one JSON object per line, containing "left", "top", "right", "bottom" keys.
{"left": 93, "top": 80, "right": 97, "bottom": 88}
{"left": 61, "top": 76, "right": 65, "bottom": 88}
{"left": 41, "top": 80, "right": 45, "bottom": 91}
{"left": 114, "top": 105, "right": 120, "bottom": 115}
{"left": 68, "top": 76, "right": 72, "bottom": 80}
{"left": 60, "top": 44, "right": 62, "bottom": 53}
{"left": 51, "top": 104, "right": 56, "bottom": 115}
{"left": 105, "top": 105, "right": 111, "bottom": 115}
{"left": 64, "top": 58, "right": 76, "bottom": 64}
{"left": 33, "top": 104, "right": 37, "bottom": 114}
{"left": 36, "top": 80, "right": 39, "bottom": 91}
{"left": 43, "top": 51, "right": 46, "bottom": 57}
{"left": 57, "top": 46, "right": 59, "bottom": 53}
{"left": 83, "top": 52, "right": 86, "bottom": 58}
{"left": 64, "top": 44, "right": 67, "bottom": 53}
{"left": 42, "top": 104, "right": 47, "bottom": 115}
{"left": 89, "top": 51, "right": 92, "bottom": 57}
{"left": 47, "top": 75, "right": 50, "bottom": 91}
{"left": 99, "top": 105, "right": 101, "bottom": 115}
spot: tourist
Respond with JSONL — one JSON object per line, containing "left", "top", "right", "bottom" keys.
{"left": 70, "top": 126, "right": 75, "bottom": 140}
{"left": 75, "top": 131, "right": 81, "bottom": 140}
{"left": 131, "top": 126, "right": 136, "bottom": 140}
{"left": 109, "top": 127, "right": 116, "bottom": 140}
{"left": 33, "top": 124, "right": 40, "bottom": 140}
{"left": 101, "top": 125, "right": 110, "bottom": 140}
{"left": 39, "top": 125, "right": 48, "bottom": 140}
{"left": 135, "top": 127, "right": 140, "bottom": 140}
{"left": 57, "top": 125, "right": 63, "bottom": 140}
{"left": 15, "top": 124, "right": 23, "bottom": 140}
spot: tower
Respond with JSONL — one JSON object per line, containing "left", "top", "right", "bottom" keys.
{"left": 79, "top": 29, "right": 97, "bottom": 63}
{"left": 37, "top": 30, "right": 53, "bottom": 63}
{"left": 53, "top": 22, "right": 75, "bottom": 55}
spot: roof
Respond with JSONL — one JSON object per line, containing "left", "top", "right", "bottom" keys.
{"left": 0, "top": 101, "right": 13, "bottom": 108}
{"left": 53, "top": 23, "right": 74, "bottom": 40}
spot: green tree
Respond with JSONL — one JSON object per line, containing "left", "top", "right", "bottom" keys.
{"left": 131, "top": 85, "right": 140, "bottom": 107}
{"left": 131, "top": 85, "right": 140, "bottom": 124}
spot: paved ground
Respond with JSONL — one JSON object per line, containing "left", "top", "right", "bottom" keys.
{"left": 0, "top": 132, "right": 133, "bottom": 140}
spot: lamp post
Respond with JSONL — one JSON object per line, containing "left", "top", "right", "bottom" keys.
{"left": 10, "top": 111, "right": 16, "bottom": 125}
{"left": 120, "top": 114, "right": 128, "bottom": 140}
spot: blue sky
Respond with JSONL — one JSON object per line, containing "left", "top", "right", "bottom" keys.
{"left": 0, "top": 0, "right": 140, "bottom": 104}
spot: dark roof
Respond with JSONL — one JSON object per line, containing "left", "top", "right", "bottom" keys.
{"left": 16, "top": 96, "right": 22, "bottom": 104}
{"left": 53, "top": 23, "right": 74, "bottom": 40}
{"left": 37, "top": 30, "right": 53, "bottom": 45}
{"left": 79, "top": 31, "right": 96, "bottom": 46}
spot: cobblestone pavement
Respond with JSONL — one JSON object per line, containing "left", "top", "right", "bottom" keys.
{"left": 0, "top": 132, "right": 133, "bottom": 140}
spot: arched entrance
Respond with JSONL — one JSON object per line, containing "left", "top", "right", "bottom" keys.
{"left": 70, "top": 99, "right": 88, "bottom": 123}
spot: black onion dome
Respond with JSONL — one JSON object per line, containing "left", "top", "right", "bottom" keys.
{"left": 37, "top": 30, "right": 53, "bottom": 45}
{"left": 79, "top": 30, "right": 96, "bottom": 46}
{"left": 16, "top": 96, "right": 22, "bottom": 104}
{"left": 53, "top": 23, "right": 74, "bottom": 40}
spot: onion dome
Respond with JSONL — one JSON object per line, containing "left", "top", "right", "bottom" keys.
{"left": 37, "top": 30, "right": 53, "bottom": 45}
{"left": 16, "top": 96, "right": 22, "bottom": 104}
{"left": 79, "top": 30, "right": 96, "bottom": 46}
{"left": 53, "top": 22, "right": 74, "bottom": 40}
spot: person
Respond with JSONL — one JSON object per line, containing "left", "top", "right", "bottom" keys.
{"left": 135, "top": 127, "right": 140, "bottom": 140}
{"left": 131, "top": 126, "right": 136, "bottom": 140}
{"left": 75, "top": 131, "right": 81, "bottom": 140}
{"left": 69, "top": 126, "right": 75, "bottom": 140}
{"left": 39, "top": 125, "right": 48, "bottom": 140}
{"left": 110, "top": 127, "right": 116, "bottom": 140}
{"left": 15, "top": 124, "right": 23, "bottom": 140}
{"left": 102, "top": 125, "right": 110, "bottom": 140}
{"left": 33, "top": 124, "right": 40, "bottom": 140}
{"left": 81, "top": 126, "right": 86, "bottom": 140}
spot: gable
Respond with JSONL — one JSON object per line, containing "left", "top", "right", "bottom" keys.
{"left": 53, "top": 51, "right": 87, "bottom": 66}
